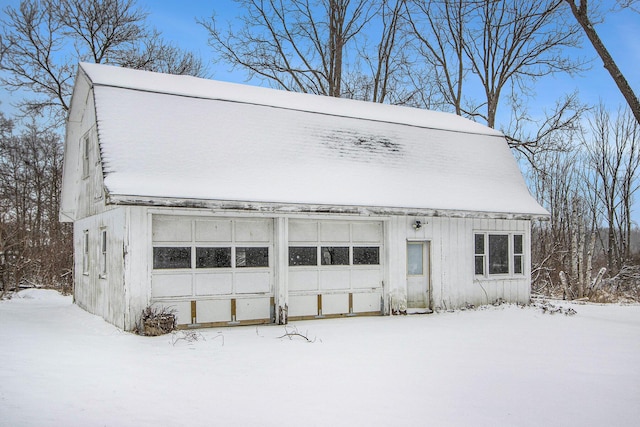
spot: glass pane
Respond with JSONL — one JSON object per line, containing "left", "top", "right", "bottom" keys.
{"left": 514, "top": 255, "right": 523, "bottom": 275}
{"left": 196, "top": 247, "right": 231, "bottom": 268}
{"left": 289, "top": 247, "right": 317, "bottom": 266}
{"left": 353, "top": 247, "right": 379, "bottom": 265}
{"left": 407, "top": 243, "right": 423, "bottom": 275}
{"left": 488, "top": 235, "right": 509, "bottom": 274}
{"left": 153, "top": 247, "right": 191, "bottom": 269}
{"left": 236, "top": 247, "right": 269, "bottom": 268}
{"left": 474, "top": 234, "right": 485, "bottom": 254}
{"left": 475, "top": 255, "right": 485, "bottom": 275}
{"left": 321, "top": 247, "right": 349, "bottom": 265}
{"left": 101, "top": 230, "right": 107, "bottom": 253}
{"left": 513, "top": 234, "right": 523, "bottom": 254}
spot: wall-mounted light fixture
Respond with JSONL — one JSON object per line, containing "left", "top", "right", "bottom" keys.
{"left": 413, "top": 220, "right": 422, "bottom": 230}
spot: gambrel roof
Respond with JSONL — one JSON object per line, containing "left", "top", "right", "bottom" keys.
{"left": 61, "top": 62, "right": 548, "bottom": 219}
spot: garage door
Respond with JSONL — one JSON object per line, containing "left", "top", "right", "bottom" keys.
{"left": 288, "top": 219, "right": 383, "bottom": 319}
{"left": 151, "top": 215, "right": 274, "bottom": 326}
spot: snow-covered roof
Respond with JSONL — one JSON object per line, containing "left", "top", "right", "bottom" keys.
{"left": 72, "top": 62, "right": 548, "bottom": 217}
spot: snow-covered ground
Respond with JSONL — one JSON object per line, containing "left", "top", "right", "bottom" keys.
{"left": 1, "top": 290, "right": 638, "bottom": 427}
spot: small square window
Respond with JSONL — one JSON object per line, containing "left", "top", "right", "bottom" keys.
{"left": 289, "top": 247, "right": 317, "bottom": 266}
{"left": 153, "top": 247, "right": 191, "bottom": 269}
{"left": 236, "top": 247, "right": 269, "bottom": 268}
{"left": 321, "top": 247, "right": 349, "bottom": 265}
{"left": 353, "top": 247, "right": 379, "bottom": 265}
{"left": 196, "top": 247, "right": 231, "bottom": 268}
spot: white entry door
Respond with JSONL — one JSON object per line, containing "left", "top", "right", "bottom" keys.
{"left": 406, "top": 241, "right": 430, "bottom": 309}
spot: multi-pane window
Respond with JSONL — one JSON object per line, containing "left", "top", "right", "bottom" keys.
{"left": 196, "top": 247, "right": 231, "bottom": 268}
{"left": 513, "top": 235, "right": 523, "bottom": 274}
{"left": 321, "top": 247, "right": 349, "bottom": 265}
{"left": 154, "top": 246, "right": 269, "bottom": 269}
{"left": 289, "top": 247, "right": 317, "bottom": 266}
{"left": 474, "top": 233, "right": 524, "bottom": 277}
{"left": 288, "top": 245, "right": 380, "bottom": 266}
{"left": 353, "top": 247, "right": 379, "bottom": 265}
{"left": 474, "top": 234, "right": 485, "bottom": 276}
{"left": 153, "top": 247, "right": 191, "bottom": 269}
{"left": 236, "top": 247, "right": 269, "bottom": 268}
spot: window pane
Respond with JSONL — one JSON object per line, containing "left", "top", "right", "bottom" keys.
{"left": 407, "top": 243, "right": 423, "bottom": 275}
{"left": 475, "top": 234, "right": 485, "bottom": 254}
{"left": 353, "top": 247, "right": 379, "bottom": 265}
{"left": 101, "top": 230, "right": 107, "bottom": 253}
{"left": 196, "top": 247, "right": 231, "bottom": 268}
{"left": 236, "top": 247, "right": 269, "bottom": 268}
{"left": 321, "top": 247, "right": 349, "bottom": 265}
{"left": 514, "top": 234, "right": 523, "bottom": 254}
{"left": 153, "top": 247, "right": 191, "bottom": 269}
{"left": 475, "top": 255, "right": 485, "bottom": 275}
{"left": 488, "top": 235, "right": 509, "bottom": 274}
{"left": 514, "top": 255, "right": 523, "bottom": 275}
{"left": 289, "top": 247, "right": 317, "bottom": 266}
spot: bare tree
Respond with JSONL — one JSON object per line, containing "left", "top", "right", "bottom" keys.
{"left": 343, "top": 0, "right": 418, "bottom": 105}
{"left": 0, "top": 0, "right": 205, "bottom": 123}
{"left": 56, "top": 0, "right": 147, "bottom": 63}
{"left": 0, "top": 0, "right": 75, "bottom": 119}
{"left": 407, "top": 0, "right": 583, "bottom": 127}
{"left": 112, "top": 30, "right": 207, "bottom": 76}
{"left": 0, "top": 113, "right": 72, "bottom": 294}
{"left": 505, "top": 91, "right": 587, "bottom": 163}
{"left": 405, "top": 0, "right": 468, "bottom": 114}
{"left": 583, "top": 104, "right": 640, "bottom": 272}
{"left": 199, "top": 0, "right": 385, "bottom": 98}
{"left": 564, "top": 0, "right": 640, "bottom": 124}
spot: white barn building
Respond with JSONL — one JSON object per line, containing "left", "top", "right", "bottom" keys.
{"left": 60, "top": 62, "right": 548, "bottom": 330}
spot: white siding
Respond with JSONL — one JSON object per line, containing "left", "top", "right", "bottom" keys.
{"left": 73, "top": 207, "right": 127, "bottom": 329}
{"left": 385, "top": 216, "right": 530, "bottom": 311}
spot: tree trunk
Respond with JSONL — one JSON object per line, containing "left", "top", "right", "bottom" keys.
{"left": 565, "top": 0, "right": 640, "bottom": 124}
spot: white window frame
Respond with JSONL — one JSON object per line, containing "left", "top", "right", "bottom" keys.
{"left": 474, "top": 232, "right": 524, "bottom": 278}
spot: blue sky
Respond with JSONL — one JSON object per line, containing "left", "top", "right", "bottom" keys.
{"left": 1, "top": 0, "right": 639, "bottom": 220}
{"left": 1, "top": 0, "right": 638, "bottom": 117}
{"left": 137, "top": 1, "right": 640, "bottom": 111}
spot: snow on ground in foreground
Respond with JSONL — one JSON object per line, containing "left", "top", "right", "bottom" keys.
{"left": 1, "top": 290, "right": 639, "bottom": 427}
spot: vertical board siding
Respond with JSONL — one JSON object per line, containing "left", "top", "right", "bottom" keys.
{"left": 389, "top": 216, "right": 532, "bottom": 312}
{"left": 72, "top": 203, "right": 533, "bottom": 330}
{"left": 73, "top": 207, "right": 127, "bottom": 329}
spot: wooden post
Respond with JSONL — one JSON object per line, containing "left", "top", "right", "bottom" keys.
{"left": 191, "top": 300, "right": 196, "bottom": 324}
{"left": 231, "top": 298, "right": 237, "bottom": 323}
{"left": 317, "top": 294, "right": 323, "bottom": 317}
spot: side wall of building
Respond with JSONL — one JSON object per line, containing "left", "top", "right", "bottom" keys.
{"left": 73, "top": 207, "right": 127, "bottom": 329}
